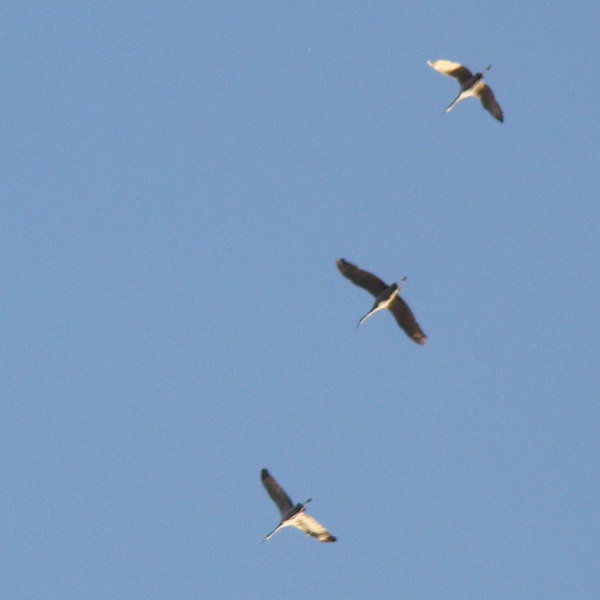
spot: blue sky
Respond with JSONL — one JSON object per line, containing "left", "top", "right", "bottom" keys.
{"left": 1, "top": 2, "right": 599, "bottom": 599}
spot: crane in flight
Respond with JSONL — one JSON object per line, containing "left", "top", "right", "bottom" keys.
{"left": 261, "top": 469, "right": 336, "bottom": 543}
{"left": 427, "top": 59, "right": 504, "bottom": 122}
{"left": 336, "top": 258, "right": 427, "bottom": 344}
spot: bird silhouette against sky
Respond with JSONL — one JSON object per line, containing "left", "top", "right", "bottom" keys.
{"left": 427, "top": 59, "right": 504, "bottom": 122}
{"left": 261, "top": 469, "right": 336, "bottom": 543}
{"left": 336, "top": 258, "right": 427, "bottom": 344}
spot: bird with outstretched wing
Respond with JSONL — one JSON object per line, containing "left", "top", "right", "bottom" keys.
{"left": 261, "top": 469, "right": 336, "bottom": 542}
{"left": 336, "top": 258, "right": 427, "bottom": 345}
{"left": 427, "top": 59, "right": 503, "bottom": 122}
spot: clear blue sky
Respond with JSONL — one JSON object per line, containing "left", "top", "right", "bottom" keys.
{"left": 1, "top": 2, "right": 599, "bottom": 599}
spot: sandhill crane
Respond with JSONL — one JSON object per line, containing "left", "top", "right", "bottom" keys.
{"left": 427, "top": 59, "right": 503, "bottom": 122}
{"left": 336, "top": 258, "right": 426, "bottom": 344}
{"left": 261, "top": 469, "right": 336, "bottom": 543}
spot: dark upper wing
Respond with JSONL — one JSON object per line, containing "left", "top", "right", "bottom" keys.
{"left": 388, "top": 296, "right": 427, "bottom": 344}
{"left": 261, "top": 469, "right": 294, "bottom": 516}
{"left": 427, "top": 60, "right": 473, "bottom": 85}
{"left": 476, "top": 83, "right": 503, "bottom": 122}
{"left": 336, "top": 258, "right": 388, "bottom": 297}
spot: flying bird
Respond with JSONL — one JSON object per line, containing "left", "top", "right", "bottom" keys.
{"left": 260, "top": 469, "right": 336, "bottom": 543}
{"left": 336, "top": 258, "right": 426, "bottom": 344}
{"left": 427, "top": 59, "right": 503, "bottom": 122}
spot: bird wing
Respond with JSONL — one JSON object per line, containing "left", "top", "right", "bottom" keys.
{"left": 388, "top": 296, "right": 427, "bottom": 344}
{"left": 261, "top": 469, "right": 294, "bottom": 516}
{"left": 293, "top": 512, "right": 337, "bottom": 542}
{"left": 474, "top": 82, "right": 503, "bottom": 122}
{"left": 427, "top": 60, "right": 473, "bottom": 84}
{"left": 336, "top": 258, "right": 388, "bottom": 297}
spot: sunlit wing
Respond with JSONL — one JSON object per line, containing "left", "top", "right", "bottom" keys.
{"left": 474, "top": 82, "right": 504, "bottom": 122}
{"left": 388, "top": 296, "right": 427, "bottom": 345}
{"left": 336, "top": 258, "right": 388, "bottom": 297}
{"left": 293, "top": 512, "right": 337, "bottom": 542}
{"left": 261, "top": 469, "right": 294, "bottom": 516}
{"left": 427, "top": 60, "right": 473, "bottom": 84}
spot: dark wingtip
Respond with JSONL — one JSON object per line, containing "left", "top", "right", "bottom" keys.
{"left": 261, "top": 468, "right": 269, "bottom": 480}
{"left": 324, "top": 535, "right": 337, "bottom": 542}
